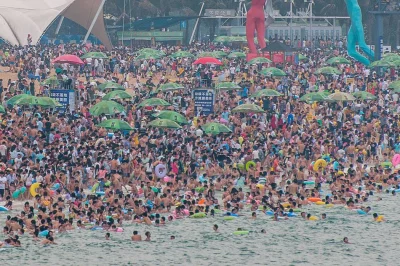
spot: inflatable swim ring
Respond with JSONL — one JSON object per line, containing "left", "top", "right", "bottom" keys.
{"left": 190, "top": 212, "right": 206, "bottom": 218}
{"left": 357, "top": 209, "right": 367, "bottom": 215}
{"left": 392, "top": 154, "right": 400, "bottom": 167}
{"left": 96, "top": 191, "right": 105, "bottom": 196}
{"left": 12, "top": 190, "right": 20, "bottom": 199}
{"left": 91, "top": 183, "right": 99, "bottom": 193}
{"left": 313, "top": 159, "right": 327, "bottom": 172}
{"left": 324, "top": 204, "right": 334, "bottom": 208}
{"left": 39, "top": 230, "right": 49, "bottom": 237}
{"left": 376, "top": 215, "right": 384, "bottom": 222}
{"left": 256, "top": 184, "right": 264, "bottom": 189}
{"left": 308, "top": 198, "right": 321, "bottom": 203}
{"left": 281, "top": 202, "right": 291, "bottom": 208}
{"left": 266, "top": 210, "right": 274, "bottom": 216}
{"left": 116, "top": 227, "right": 124, "bottom": 232}
{"left": 315, "top": 201, "right": 325, "bottom": 205}
{"left": 0, "top": 206, "right": 8, "bottom": 212}
{"left": 224, "top": 216, "right": 235, "bottom": 221}
{"left": 245, "top": 161, "right": 256, "bottom": 171}
{"left": 309, "top": 216, "right": 319, "bottom": 221}
{"left": 303, "top": 180, "right": 315, "bottom": 185}
{"left": 155, "top": 164, "right": 167, "bottom": 178}
{"left": 233, "top": 231, "right": 249, "bottom": 235}
{"left": 30, "top": 183, "right": 41, "bottom": 197}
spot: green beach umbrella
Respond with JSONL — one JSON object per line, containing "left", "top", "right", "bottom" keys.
{"left": 247, "top": 57, "right": 272, "bottom": 65}
{"left": 389, "top": 81, "right": 400, "bottom": 90}
{"left": 381, "top": 54, "right": 400, "bottom": 62}
{"left": 138, "top": 48, "right": 164, "bottom": 55}
{"left": 316, "top": 66, "right": 341, "bottom": 75}
{"left": 213, "top": 51, "right": 228, "bottom": 58}
{"left": 34, "top": 97, "right": 62, "bottom": 107}
{"left": 138, "top": 98, "right": 171, "bottom": 107}
{"left": 327, "top": 92, "right": 355, "bottom": 102}
{"left": 369, "top": 60, "right": 395, "bottom": 68}
{"left": 259, "top": 67, "right": 286, "bottom": 77}
{"left": 148, "top": 119, "right": 182, "bottom": 129}
{"left": 98, "top": 81, "right": 125, "bottom": 91}
{"left": 228, "top": 52, "right": 246, "bottom": 58}
{"left": 170, "top": 51, "right": 194, "bottom": 58}
{"left": 13, "top": 95, "right": 38, "bottom": 106}
{"left": 326, "top": 56, "right": 351, "bottom": 65}
{"left": 299, "top": 92, "right": 329, "bottom": 102}
{"left": 89, "top": 101, "right": 125, "bottom": 116}
{"left": 159, "top": 83, "right": 184, "bottom": 92}
{"left": 97, "top": 119, "right": 133, "bottom": 131}
{"left": 102, "top": 90, "right": 132, "bottom": 101}
{"left": 42, "top": 76, "right": 60, "bottom": 86}
{"left": 81, "top": 52, "right": 108, "bottom": 59}
{"left": 251, "top": 89, "right": 282, "bottom": 98}
{"left": 232, "top": 104, "right": 264, "bottom": 113}
{"left": 6, "top": 94, "right": 30, "bottom": 106}
{"left": 0, "top": 105, "right": 5, "bottom": 113}
{"left": 216, "top": 82, "right": 241, "bottom": 90}
{"left": 230, "top": 36, "right": 246, "bottom": 42}
{"left": 152, "top": 110, "right": 188, "bottom": 124}
{"left": 352, "top": 91, "right": 377, "bottom": 100}
{"left": 298, "top": 54, "right": 308, "bottom": 61}
{"left": 198, "top": 52, "right": 215, "bottom": 58}
{"left": 136, "top": 53, "right": 162, "bottom": 60}
{"left": 201, "top": 122, "right": 232, "bottom": 135}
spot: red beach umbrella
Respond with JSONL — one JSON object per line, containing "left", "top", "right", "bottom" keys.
{"left": 193, "top": 57, "right": 222, "bottom": 65}
{"left": 53, "top": 54, "right": 84, "bottom": 65}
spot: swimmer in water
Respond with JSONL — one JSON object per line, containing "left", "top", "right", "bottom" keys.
{"left": 343, "top": 237, "right": 350, "bottom": 244}
{"left": 144, "top": 231, "right": 151, "bottom": 241}
{"left": 321, "top": 213, "right": 327, "bottom": 220}
{"left": 213, "top": 224, "right": 218, "bottom": 232}
{"left": 41, "top": 236, "right": 56, "bottom": 245}
{"left": 105, "top": 232, "right": 110, "bottom": 240}
{"left": 261, "top": 229, "right": 266, "bottom": 234}
{"left": 131, "top": 231, "right": 142, "bottom": 241}
{"left": 251, "top": 212, "right": 257, "bottom": 219}
{"left": 170, "top": 235, "right": 175, "bottom": 240}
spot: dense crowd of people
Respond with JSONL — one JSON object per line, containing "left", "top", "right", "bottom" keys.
{"left": 0, "top": 40, "right": 398, "bottom": 247}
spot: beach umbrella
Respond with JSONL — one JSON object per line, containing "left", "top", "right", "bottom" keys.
{"left": 389, "top": 81, "right": 400, "bottom": 90}
{"left": 138, "top": 98, "right": 171, "bottom": 107}
{"left": 198, "top": 52, "right": 215, "bottom": 58}
{"left": 98, "top": 81, "right": 124, "bottom": 91}
{"left": 299, "top": 92, "right": 329, "bottom": 102}
{"left": 230, "top": 36, "right": 247, "bottom": 42}
{"left": 232, "top": 104, "right": 264, "bottom": 113}
{"left": 391, "top": 60, "right": 400, "bottom": 67}
{"left": 352, "top": 91, "right": 377, "bottom": 100}
{"left": 247, "top": 57, "right": 272, "bottom": 65}
{"left": 201, "top": 122, "right": 232, "bottom": 135}
{"left": 89, "top": 101, "right": 125, "bottom": 116}
{"left": 228, "top": 52, "right": 246, "bottom": 58}
{"left": 0, "top": 105, "right": 5, "bottom": 113}
{"left": 193, "top": 57, "right": 222, "bottom": 65}
{"left": 381, "top": 54, "right": 400, "bottom": 62}
{"left": 170, "top": 51, "right": 194, "bottom": 58}
{"left": 159, "top": 82, "right": 184, "bottom": 91}
{"left": 102, "top": 90, "right": 132, "bottom": 101}
{"left": 213, "top": 51, "right": 228, "bottom": 58}
{"left": 327, "top": 92, "right": 355, "bottom": 102}
{"left": 369, "top": 60, "right": 395, "bottom": 68}
{"left": 251, "top": 89, "right": 282, "bottom": 98}
{"left": 136, "top": 53, "right": 162, "bottom": 60}
{"left": 81, "top": 52, "right": 108, "bottom": 59}
{"left": 34, "top": 97, "right": 62, "bottom": 107}
{"left": 152, "top": 110, "right": 188, "bottom": 124}
{"left": 298, "top": 54, "right": 308, "bottom": 61}
{"left": 42, "top": 76, "right": 60, "bottom": 86}
{"left": 315, "top": 66, "right": 341, "bottom": 75}
{"left": 53, "top": 54, "right": 84, "bottom": 65}
{"left": 148, "top": 119, "right": 182, "bottom": 129}
{"left": 216, "top": 82, "right": 241, "bottom": 90}
{"left": 13, "top": 95, "right": 38, "bottom": 106}
{"left": 259, "top": 67, "right": 286, "bottom": 77}
{"left": 138, "top": 48, "right": 164, "bottom": 56}
{"left": 326, "top": 56, "right": 351, "bottom": 65}
{"left": 6, "top": 94, "right": 30, "bottom": 106}
{"left": 97, "top": 119, "right": 133, "bottom": 131}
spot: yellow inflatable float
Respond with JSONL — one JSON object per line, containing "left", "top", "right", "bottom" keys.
{"left": 313, "top": 159, "right": 327, "bottom": 172}
{"left": 30, "top": 183, "right": 41, "bottom": 197}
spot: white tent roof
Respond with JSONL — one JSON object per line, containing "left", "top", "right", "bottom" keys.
{"left": 0, "top": 0, "right": 112, "bottom": 49}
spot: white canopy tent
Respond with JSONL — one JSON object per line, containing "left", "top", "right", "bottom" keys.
{"left": 0, "top": 0, "right": 112, "bottom": 49}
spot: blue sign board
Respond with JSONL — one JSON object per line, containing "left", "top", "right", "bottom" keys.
{"left": 193, "top": 89, "right": 215, "bottom": 115}
{"left": 50, "top": 89, "right": 75, "bottom": 113}
{"left": 379, "top": 36, "right": 383, "bottom": 60}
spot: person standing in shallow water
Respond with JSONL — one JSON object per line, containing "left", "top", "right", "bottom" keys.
{"left": 131, "top": 231, "right": 142, "bottom": 241}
